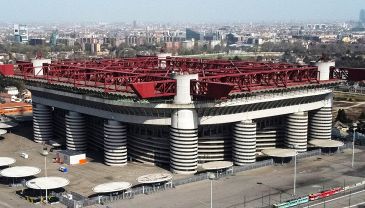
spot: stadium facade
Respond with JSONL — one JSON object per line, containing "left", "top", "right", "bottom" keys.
{"left": 1, "top": 57, "right": 354, "bottom": 174}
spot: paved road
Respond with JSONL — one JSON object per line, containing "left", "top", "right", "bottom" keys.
{"left": 97, "top": 148, "right": 365, "bottom": 208}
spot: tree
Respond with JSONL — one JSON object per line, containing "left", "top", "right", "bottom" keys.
{"left": 117, "top": 48, "right": 136, "bottom": 58}
{"left": 335, "top": 109, "right": 352, "bottom": 124}
{"left": 256, "top": 56, "right": 264, "bottom": 62}
{"left": 0, "top": 75, "right": 26, "bottom": 92}
{"left": 231, "top": 56, "right": 241, "bottom": 61}
{"left": 359, "top": 112, "right": 365, "bottom": 120}
{"left": 213, "top": 45, "right": 222, "bottom": 53}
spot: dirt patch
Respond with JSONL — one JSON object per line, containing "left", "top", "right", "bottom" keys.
{"left": 333, "top": 101, "right": 355, "bottom": 108}
{"left": 333, "top": 101, "right": 365, "bottom": 121}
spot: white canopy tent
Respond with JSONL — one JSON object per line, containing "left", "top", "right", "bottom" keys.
{"left": 26, "top": 177, "right": 70, "bottom": 190}
{"left": 137, "top": 173, "right": 173, "bottom": 194}
{"left": 0, "top": 157, "right": 16, "bottom": 167}
{"left": 0, "top": 166, "right": 41, "bottom": 178}
{"left": 0, "top": 129, "right": 7, "bottom": 135}
{"left": 261, "top": 148, "right": 297, "bottom": 158}
{"left": 137, "top": 173, "right": 173, "bottom": 184}
{"left": 93, "top": 181, "right": 132, "bottom": 193}
{"left": 201, "top": 161, "right": 233, "bottom": 171}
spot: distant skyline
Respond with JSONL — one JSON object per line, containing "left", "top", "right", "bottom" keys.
{"left": 1, "top": 0, "right": 364, "bottom": 23}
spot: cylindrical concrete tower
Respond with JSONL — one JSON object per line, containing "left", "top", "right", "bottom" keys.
{"left": 315, "top": 61, "right": 335, "bottom": 81}
{"left": 170, "top": 73, "right": 199, "bottom": 174}
{"left": 33, "top": 103, "right": 53, "bottom": 143}
{"left": 309, "top": 107, "right": 332, "bottom": 140}
{"left": 285, "top": 112, "right": 308, "bottom": 152}
{"left": 104, "top": 120, "right": 127, "bottom": 166}
{"left": 65, "top": 111, "right": 87, "bottom": 152}
{"left": 170, "top": 109, "right": 198, "bottom": 174}
{"left": 232, "top": 120, "right": 257, "bottom": 165}
{"left": 171, "top": 73, "right": 198, "bottom": 105}
{"left": 31, "top": 58, "right": 51, "bottom": 76}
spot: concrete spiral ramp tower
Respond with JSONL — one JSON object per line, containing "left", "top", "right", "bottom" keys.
{"left": 65, "top": 111, "right": 87, "bottom": 152}
{"left": 232, "top": 120, "right": 257, "bottom": 165}
{"left": 170, "top": 109, "right": 198, "bottom": 174}
{"left": 309, "top": 107, "right": 332, "bottom": 140}
{"left": 33, "top": 104, "right": 53, "bottom": 143}
{"left": 285, "top": 112, "right": 308, "bottom": 152}
{"left": 103, "top": 120, "right": 127, "bottom": 166}
{"left": 170, "top": 73, "right": 199, "bottom": 174}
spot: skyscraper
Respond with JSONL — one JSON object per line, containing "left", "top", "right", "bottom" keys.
{"left": 14, "top": 24, "right": 28, "bottom": 43}
{"left": 360, "top": 9, "right": 365, "bottom": 23}
{"left": 50, "top": 30, "right": 59, "bottom": 46}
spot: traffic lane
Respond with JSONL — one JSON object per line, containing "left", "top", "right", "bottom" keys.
{"left": 105, "top": 150, "right": 365, "bottom": 208}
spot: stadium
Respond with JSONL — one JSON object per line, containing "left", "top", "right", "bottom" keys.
{"left": 1, "top": 56, "right": 362, "bottom": 174}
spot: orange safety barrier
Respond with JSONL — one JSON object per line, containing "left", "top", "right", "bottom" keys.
{"left": 0, "top": 103, "right": 32, "bottom": 115}
{"left": 79, "top": 159, "right": 87, "bottom": 165}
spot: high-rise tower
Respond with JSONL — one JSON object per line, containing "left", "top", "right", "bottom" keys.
{"left": 360, "top": 9, "right": 365, "bottom": 23}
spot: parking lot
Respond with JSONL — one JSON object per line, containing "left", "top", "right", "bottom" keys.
{"left": 102, "top": 148, "right": 365, "bottom": 208}
{"left": 0, "top": 122, "right": 173, "bottom": 207}
{"left": 1, "top": 122, "right": 365, "bottom": 208}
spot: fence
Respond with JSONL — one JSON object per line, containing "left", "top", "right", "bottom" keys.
{"left": 340, "top": 142, "right": 352, "bottom": 150}
{"left": 233, "top": 159, "right": 274, "bottom": 173}
{"left": 55, "top": 194, "right": 77, "bottom": 208}
{"left": 296, "top": 149, "right": 322, "bottom": 160}
{"left": 55, "top": 144, "right": 352, "bottom": 207}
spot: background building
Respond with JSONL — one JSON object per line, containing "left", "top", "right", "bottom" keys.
{"left": 50, "top": 30, "right": 59, "bottom": 46}
{"left": 360, "top": 9, "right": 365, "bottom": 23}
{"left": 186, "top": 28, "right": 201, "bottom": 41}
{"left": 14, "top": 24, "right": 28, "bottom": 43}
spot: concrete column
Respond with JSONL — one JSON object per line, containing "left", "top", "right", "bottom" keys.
{"left": 170, "top": 109, "right": 198, "bottom": 174}
{"left": 309, "top": 107, "right": 332, "bottom": 140}
{"left": 232, "top": 120, "right": 257, "bottom": 165}
{"left": 65, "top": 111, "right": 87, "bottom": 152}
{"left": 314, "top": 61, "right": 335, "bottom": 81}
{"left": 171, "top": 73, "right": 198, "bottom": 104}
{"left": 33, "top": 103, "right": 53, "bottom": 143}
{"left": 169, "top": 73, "right": 199, "bottom": 174}
{"left": 285, "top": 112, "right": 308, "bottom": 152}
{"left": 104, "top": 120, "right": 127, "bottom": 166}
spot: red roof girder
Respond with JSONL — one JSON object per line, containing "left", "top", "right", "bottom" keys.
{"left": 10, "top": 57, "right": 339, "bottom": 100}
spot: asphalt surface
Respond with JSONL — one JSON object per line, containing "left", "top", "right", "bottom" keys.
{"left": 94, "top": 148, "right": 365, "bottom": 208}
{"left": 1, "top": 125, "right": 365, "bottom": 208}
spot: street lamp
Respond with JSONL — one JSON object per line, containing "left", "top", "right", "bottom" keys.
{"left": 352, "top": 123, "right": 357, "bottom": 168}
{"left": 41, "top": 148, "right": 49, "bottom": 203}
{"left": 288, "top": 144, "right": 298, "bottom": 196}
{"left": 208, "top": 172, "right": 216, "bottom": 208}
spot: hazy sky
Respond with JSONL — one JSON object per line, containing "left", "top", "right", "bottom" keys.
{"left": 2, "top": 0, "right": 364, "bottom": 23}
